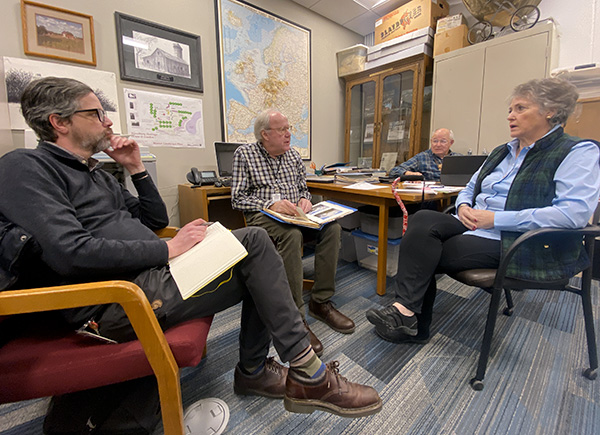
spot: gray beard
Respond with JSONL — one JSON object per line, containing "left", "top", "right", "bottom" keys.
{"left": 81, "top": 135, "right": 111, "bottom": 155}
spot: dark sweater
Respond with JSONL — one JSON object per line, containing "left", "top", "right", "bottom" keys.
{"left": 0, "top": 141, "right": 169, "bottom": 282}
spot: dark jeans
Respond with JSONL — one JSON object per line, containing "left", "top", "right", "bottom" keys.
{"left": 395, "top": 210, "right": 501, "bottom": 336}
{"left": 95, "top": 227, "right": 310, "bottom": 369}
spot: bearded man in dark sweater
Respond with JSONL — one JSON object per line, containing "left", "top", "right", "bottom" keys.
{"left": 0, "top": 77, "right": 381, "bottom": 419}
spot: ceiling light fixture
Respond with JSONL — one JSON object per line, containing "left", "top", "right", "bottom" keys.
{"left": 352, "top": 0, "right": 391, "bottom": 10}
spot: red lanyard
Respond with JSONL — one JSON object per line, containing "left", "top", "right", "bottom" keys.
{"left": 391, "top": 177, "right": 409, "bottom": 236}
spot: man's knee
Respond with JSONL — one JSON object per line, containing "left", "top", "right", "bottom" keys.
{"left": 324, "top": 221, "right": 341, "bottom": 237}
{"left": 234, "top": 226, "right": 272, "bottom": 250}
{"left": 279, "top": 227, "right": 303, "bottom": 248}
{"left": 319, "top": 221, "right": 341, "bottom": 246}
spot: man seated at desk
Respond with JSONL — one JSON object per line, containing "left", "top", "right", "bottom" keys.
{"left": 390, "top": 128, "right": 460, "bottom": 181}
{"left": 231, "top": 109, "right": 354, "bottom": 356}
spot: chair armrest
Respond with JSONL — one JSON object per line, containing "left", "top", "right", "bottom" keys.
{"left": 494, "top": 225, "right": 600, "bottom": 289}
{"left": 0, "top": 281, "right": 184, "bottom": 435}
{"left": 154, "top": 226, "right": 179, "bottom": 239}
{"left": 442, "top": 204, "right": 456, "bottom": 215}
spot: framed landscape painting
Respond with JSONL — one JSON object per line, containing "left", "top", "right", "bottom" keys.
{"left": 21, "top": 0, "right": 96, "bottom": 66}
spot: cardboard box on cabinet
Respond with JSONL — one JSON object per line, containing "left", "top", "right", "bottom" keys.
{"left": 436, "top": 13, "right": 468, "bottom": 34}
{"left": 374, "top": 0, "right": 449, "bottom": 45}
{"left": 368, "top": 27, "right": 434, "bottom": 62}
{"left": 433, "top": 24, "right": 469, "bottom": 57}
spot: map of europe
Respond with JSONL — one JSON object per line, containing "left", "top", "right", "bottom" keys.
{"left": 219, "top": 0, "right": 311, "bottom": 158}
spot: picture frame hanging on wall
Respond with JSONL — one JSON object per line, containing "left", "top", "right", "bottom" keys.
{"left": 215, "top": 0, "right": 311, "bottom": 159}
{"left": 21, "top": 0, "right": 96, "bottom": 66}
{"left": 115, "top": 12, "right": 203, "bottom": 92}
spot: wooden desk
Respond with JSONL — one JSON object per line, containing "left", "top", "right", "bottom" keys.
{"left": 178, "top": 184, "right": 245, "bottom": 229}
{"left": 307, "top": 181, "right": 456, "bottom": 296}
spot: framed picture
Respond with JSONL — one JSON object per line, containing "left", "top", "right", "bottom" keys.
{"left": 215, "top": 0, "right": 311, "bottom": 159}
{"left": 115, "top": 12, "right": 203, "bottom": 93}
{"left": 21, "top": 0, "right": 96, "bottom": 66}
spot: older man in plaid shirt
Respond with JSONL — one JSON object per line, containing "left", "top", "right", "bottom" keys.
{"left": 390, "top": 128, "right": 460, "bottom": 181}
{"left": 231, "top": 109, "right": 354, "bottom": 356}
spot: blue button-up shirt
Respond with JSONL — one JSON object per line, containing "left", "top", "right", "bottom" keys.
{"left": 456, "top": 126, "right": 600, "bottom": 240}
{"left": 390, "top": 149, "right": 461, "bottom": 181}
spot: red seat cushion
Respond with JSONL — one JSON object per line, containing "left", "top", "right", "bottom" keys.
{"left": 0, "top": 316, "right": 212, "bottom": 403}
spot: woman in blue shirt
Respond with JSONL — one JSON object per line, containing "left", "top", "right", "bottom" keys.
{"left": 366, "top": 77, "right": 600, "bottom": 344}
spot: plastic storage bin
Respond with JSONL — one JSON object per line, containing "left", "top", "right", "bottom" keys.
{"left": 338, "top": 212, "right": 361, "bottom": 230}
{"left": 351, "top": 229, "right": 402, "bottom": 277}
{"left": 358, "top": 205, "right": 405, "bottom": 239}
{"left": 336, "top": 44, "right": 368, "bottom": 77}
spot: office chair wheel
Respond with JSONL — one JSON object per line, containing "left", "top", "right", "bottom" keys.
{"left": 583, "top": 368, "right": 597, "bottom": 380}
{"left": 470, "top": 378, "right": 484, "bottom": 391}
{"left": 503, "top": 307, "right": 513, "bottom": 316}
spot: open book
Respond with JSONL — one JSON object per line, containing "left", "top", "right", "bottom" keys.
{"left": 169, "top": 222, "right": 248, "bottom": 300}
{"left": 261, "top": 200, "right": 356, "bottom": 230}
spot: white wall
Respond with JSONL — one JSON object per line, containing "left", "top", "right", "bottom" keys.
{"left": 448, "top": 0, "right": 600, "bottom": 69}
{"left": 539, "top": 0, "right": 599, "bottom": 68}
{"left": 0, "top": 0, "right": 361, "bottom": 225}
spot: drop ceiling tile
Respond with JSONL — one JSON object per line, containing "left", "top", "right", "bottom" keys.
{"left": 343, "top": 9, "right": 380, "bottom": 35}
{"left": 291, "top": 0, "right": 322, "bottom": 8}
{"left": 311, "top": 0, "right": 370, "bottom": 25}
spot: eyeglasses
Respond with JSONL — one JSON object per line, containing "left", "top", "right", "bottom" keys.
{"left": 267, "top": 126, "right": 290, "bottom": 134}
{"left": 431, "top": 139, "right": 449, "bottom": 145}
{"left": 72, "top": 108, "right": 107, "bottom": 123}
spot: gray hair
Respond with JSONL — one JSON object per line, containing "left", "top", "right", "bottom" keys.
{"left": 433, "top": 128, "right": 454, "bottom": 141}
{"left": 21, "top": 76, "right": 93, "bottom": 142}
{"left": 511, "top": 78, "right": 579, "bottom": 127}
{"left": 253, "top": 109, "right": 279, "bottom": 142}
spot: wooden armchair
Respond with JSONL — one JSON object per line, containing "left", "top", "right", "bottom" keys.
{"left": 0, "top": 227, "right": 212, "bottom": 435}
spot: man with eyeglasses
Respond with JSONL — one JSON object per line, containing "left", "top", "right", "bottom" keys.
{"left": 0, "top": 78, "right": 382, "bottom": 424}
{"left": 232, "top": 109, "right": 355, "bottom": 357}
{"left": 390, "top": 128, "right": 460, "bottom": 181}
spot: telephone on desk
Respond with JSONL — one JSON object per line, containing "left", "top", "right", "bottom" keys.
{"left": 187, "top": 168, "right": 218, "bottom": 186}
{"left": 186, "top": 168, "right": 232, "bottom": 187}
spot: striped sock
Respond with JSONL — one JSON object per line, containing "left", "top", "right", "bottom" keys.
{"left": 240, "top": 360, "right": 264, "bottom": 375}
{"left": 290, "top": 346, "right": 326, "bottom": 379}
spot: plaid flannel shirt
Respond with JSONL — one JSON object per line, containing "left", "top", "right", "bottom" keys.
{"left": 231, "top": 142, "right": 311, "bottom": 211}
{"left": 389, "top": 149, "right": 461, "bottom": 181}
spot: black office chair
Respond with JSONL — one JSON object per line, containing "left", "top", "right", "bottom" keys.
{"left": 443, "top": 203, "right": 600, "bottom": 390}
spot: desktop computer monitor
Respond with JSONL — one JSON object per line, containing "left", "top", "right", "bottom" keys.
{"left": 214, "top": 142, "right": 244, "bottom": 178}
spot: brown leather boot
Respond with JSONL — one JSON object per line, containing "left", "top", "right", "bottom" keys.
{"left": 309, "top": 300, "right": 355, "bottom": 334}
{"left": 303, "top": 319, "right": 323, "bottom": 356}
{"left": 233, "top": 357, "right": 288, "bottom": 398}
{"left": 284, "top": 361, "right": 382, "bottom": 417}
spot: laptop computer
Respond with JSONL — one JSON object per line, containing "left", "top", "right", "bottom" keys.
{"left": 214, "top": 142, "right": 244, "bottom": 178}
{"left": 440, "top": 155, "right": 487, "bottom": 186}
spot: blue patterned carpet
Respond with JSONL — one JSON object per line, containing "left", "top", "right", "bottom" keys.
{"left": 2, "top": 258, "right": 599, "bottom": 434}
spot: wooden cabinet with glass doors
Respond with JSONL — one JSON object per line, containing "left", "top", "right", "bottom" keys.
{"left": 343, "top": 54, "right": 432, "bottom": 169}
